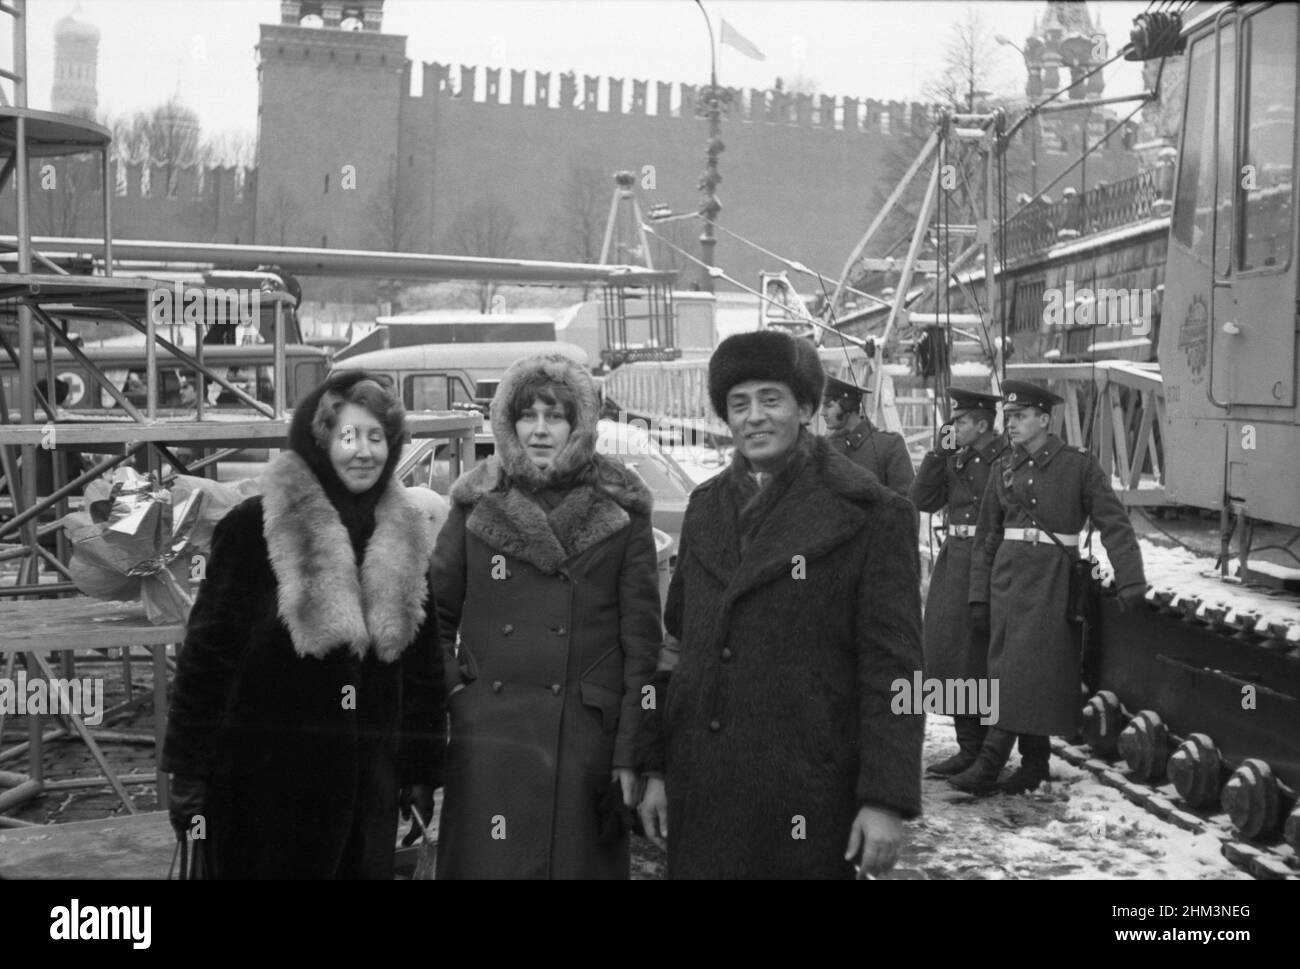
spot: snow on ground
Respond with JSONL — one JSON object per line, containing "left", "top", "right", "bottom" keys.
{"left": 886, "top": 715, "right": 1251, "bottom": 880}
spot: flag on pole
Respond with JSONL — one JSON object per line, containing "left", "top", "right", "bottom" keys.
{"left": 720, "top": 19, "right": 766, "bottom": 61}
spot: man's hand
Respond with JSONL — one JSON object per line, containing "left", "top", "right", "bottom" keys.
{"left": 970, "top": 602, "right": 991, "bottom": 635}
{"left": 844, "top": 804, "right": 903, "bottom": 878}
{"left": 638, "top": 776, "right": 668, "bottom": 851}
{"left": 613, "top": 767, "right": 641, "bottom": 808}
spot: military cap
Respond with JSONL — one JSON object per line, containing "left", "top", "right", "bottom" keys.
{"left": 1000, "top": 380, "right": 1063, "bottom": 411}
{"left": 823, "top": 374, "right": 872, "bottom": 401}
{"left": 948, "top": 387, "right": 1000, "bottom": 417}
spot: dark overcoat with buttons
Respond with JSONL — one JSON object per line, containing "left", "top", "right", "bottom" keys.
{"left": 910, "top": 431, "right": 1008, "bottom": 686}
{"left": 431, "top": 354, "right": 662, "bottom": 880}
{"left": 969, "top": 434, "right": 1146, "bottom": 736}
{"left": 827, "top": 418, "right": 916, "bottom": 496}
{"left": 654, "top": 433, "right": 924, "bottom": 880}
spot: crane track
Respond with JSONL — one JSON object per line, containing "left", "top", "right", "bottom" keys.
{"left": 1051, "top": 738, "right": 1300, "bottom": 881}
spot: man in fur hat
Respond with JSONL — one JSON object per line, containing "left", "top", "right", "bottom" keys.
{"left": 638, "top": 330, "right": 924, "bottom": 879}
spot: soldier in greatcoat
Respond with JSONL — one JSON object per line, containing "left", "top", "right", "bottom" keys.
{"left": 951, "top": 381, "right": 1147, "bottom": 795}
{"left": 821, "top": 375, "right": 916, "bottom": 497}
{"left": 909, "top": 388, "right": 1008, "bottom": 776}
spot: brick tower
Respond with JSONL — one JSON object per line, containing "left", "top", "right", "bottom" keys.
{"left": 255, "top": 1, "right": 406, "bottom": 246}
{"left": 51, "top": 2, "right": 100, "bottom": 120}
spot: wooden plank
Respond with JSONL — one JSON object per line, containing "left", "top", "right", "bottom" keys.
{"left": 1110, "top": 388, "right": 1132, "bottom": 484}
{"left": 1063, "top": 386, "right": 1084, "bottom": 447}
{"left": 0, "top": 810, "right": 175, "bottom": 879}
{"left": 0, "top": 598, "right": 184, "bottom": 654}
{"left": 1120, "top": 487, "right": 1170, "bottom": 506}
{"left": 1129, "top": 389, "right": 1158, "bottom": 491}
{"left": 1098, "top": 383, "right": 1113, "bottom": 476}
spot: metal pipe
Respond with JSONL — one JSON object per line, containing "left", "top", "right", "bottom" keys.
{"left": 0, "top": 778, "right": 41, "bottom": 812}
{"left": 274, "top": 298, "right": 286, "bottom": 417}
{"left": 0, "top": 583, "right": 78, "bottom": 597}
{"left": 1205, "top": 6, "right": 1235, "bottom": 411}
{"left": 41, "top": 773, "right": 158, "bottom": 791}
{"left": 145, "top": 290, "right": 158, "bottom": 421}
{"left": 1037, "top": 92, "right": 1156, "bottom": 114}
{"left": 101, "top": 146, "right": 113, "bottom": 276}
{"left": 195, "top": 306, "right": 206, "bottom": 420}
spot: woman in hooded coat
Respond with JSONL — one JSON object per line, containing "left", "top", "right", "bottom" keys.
{"left": 432, "top": 352, "right": 662, "bottom": 880}
{"left": 161, "top": 370, "right": 445, "bottom": 879}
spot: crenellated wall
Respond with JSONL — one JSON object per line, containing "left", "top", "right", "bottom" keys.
{"left": 255, "top": 42, "right": 1140, "bottom": 288}
{"left": 8, "top": 22, "right": 1142, "bottom": 294}
{"left": 409, "top": 60, "right": 934, "bottom": 133}
{"left": 0, "top": 157, "right": 256, "bottom": 243}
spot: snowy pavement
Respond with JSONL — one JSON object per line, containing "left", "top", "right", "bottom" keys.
{"left": 886, "top": 714, "right": 1252, "bottom": 880}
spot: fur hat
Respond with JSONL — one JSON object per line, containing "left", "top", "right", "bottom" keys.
{"left": 490, "top": 351, "right": 602, "bottom": 488}
{"left": 708, "top": 330, "right": 825, "bottom": 418}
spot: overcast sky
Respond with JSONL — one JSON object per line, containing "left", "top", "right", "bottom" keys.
{"left": 8, "top": 0, "right": 1150, "bottom": 137}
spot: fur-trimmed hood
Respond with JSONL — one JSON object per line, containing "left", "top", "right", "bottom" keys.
{"left": 490, "top": 351, "right": 602, "bottom": 489}
{"left": 261, "top": 451, "right": 432, "bottom": 662}
{"left": 449, "top": 455, "right": 652, "bottom": 574}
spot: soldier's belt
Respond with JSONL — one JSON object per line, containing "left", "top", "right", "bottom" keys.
{"left": 1002, "top": 527, "right": 1078, "bottom": 546}
{"left": 947, "top": 524, "right": 977, "bottom": 538}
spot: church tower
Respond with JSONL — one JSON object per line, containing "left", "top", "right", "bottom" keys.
{"left": 51, "top": 2, "right": 100, "bottom": 120}
{"left": 1018, "top": 2, "right": 1109, "bottom": 162}
{"left": 255, "top": 1, "right": 407, "bottom": 247}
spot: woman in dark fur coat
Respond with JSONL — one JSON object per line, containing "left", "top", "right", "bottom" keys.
{"left": 161, "top": 370, "right": 445, "bottom": 879}
{"left": 431, "top": 352, "right": 662, "bottom": 879}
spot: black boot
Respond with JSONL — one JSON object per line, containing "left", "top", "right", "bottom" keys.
{"left": 948, "top": 728, "right": 1016, "bottom": 794}
{"left": 999, "top": 734, "right": 1051, "bottom": 794}
{"left": 926, "top": 715, "right": 988, "bottom": 777}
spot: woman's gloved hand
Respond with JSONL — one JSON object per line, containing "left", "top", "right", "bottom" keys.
{"left": 168, "top": 774, "right": 208, "bottom": 840}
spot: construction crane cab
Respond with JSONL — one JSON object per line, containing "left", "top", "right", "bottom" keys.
{"left": 1158, "top": 1, "right": 1300, "bottom": 527}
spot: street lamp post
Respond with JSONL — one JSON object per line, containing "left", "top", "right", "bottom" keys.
{"left": 996, "top": 34, "right": 1038, "bottom": 195}
{"left": 695, "top": 0, "right": 722, "bottom": 293}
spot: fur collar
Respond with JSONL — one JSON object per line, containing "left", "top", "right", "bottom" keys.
{"left": 261, "top": 451, "right": 431, "bottom": 663}
{"left": 450, "top": 456, "right": 652, "bottom": 574}
{"left": 687, "top": 435, "right": 893, "bottom": 600}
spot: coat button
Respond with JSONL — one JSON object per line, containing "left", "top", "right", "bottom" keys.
{"left": 552, "top": 625, "right": 567, "bottom": 636}
{"left": 492, "top": 681, "right": 503, "bottom": 693}
{"left": 502, "top": 624, "right": 514, "bottom": 635}
{"left": 721, "top": 647, "right": 733, "bottom": 661}
{"left": 551, "top": 683, "right": 562, "bottom": 696}
{"left": 709, "top": 719, "right": 722, "bottom": 732}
